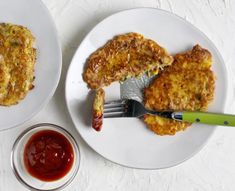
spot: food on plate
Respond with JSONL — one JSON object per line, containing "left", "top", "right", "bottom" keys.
{"left": 92, "top": 88, "right": 105, "bottom": 131}
{"left": 0, "top": 58, "right": 10, "bottom": 100}
{"left": 24, "top": 130, "right": 74, "bottom": 181}
{"left": 0, "top": 23, "right": 36, "bottom": 106}
{"left": 144, "top": 45, "right": 215, "bottom": 135}
{"left": 83, "top": 32, "right": 173, "bottom": 89}
{"left": 144, "top": 115, "right": 190, "bottom": 135}
{"left": 83, "top": 32, "right": 215, "bottom": 135}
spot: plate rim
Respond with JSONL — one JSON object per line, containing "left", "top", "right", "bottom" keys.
{"left": 0, "top": 0, "right": 62, "bottom": 131}
{"left": 65, "top": 7, "right": 228, "bottom": 169}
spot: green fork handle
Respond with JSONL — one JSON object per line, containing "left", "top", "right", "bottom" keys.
{"left": 172, "top": 111, "right": 235, "bottom": 126}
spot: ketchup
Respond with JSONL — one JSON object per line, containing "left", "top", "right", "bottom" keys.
{"left": 23, "top": 130, "right": 74, "bottom": 181}
{"left": 92, "top": 113, "right": 103, "bottom": 131}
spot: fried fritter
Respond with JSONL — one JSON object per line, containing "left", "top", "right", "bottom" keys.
{"left": 0, "top": 57, "right": 10, "bottom": 100}
{"left": 144, "top": 45, "right": 215, "bottom": 135}
{"left": 83, "top": 32, "right": 173, "bottom": 89}
{"left": 0, "top": 23, "right": 36, "bottom": 106}
{"left": 144, "top": 115, "right": 190, "bottom": 135}
{"left": 92, "top": 89, "right": 105, "bottom": 131}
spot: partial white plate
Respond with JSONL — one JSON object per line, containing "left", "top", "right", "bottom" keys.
{"left": 0, "top": 0, "right": 61, "bottom": 130}
{"left": 65, "top": 8, "right": 228, "bottom": 169}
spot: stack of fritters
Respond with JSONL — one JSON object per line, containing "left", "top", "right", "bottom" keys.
{"left": 0, "top": 23, "right": 36, "bottom": 106}
{"left": 144, "top": 45, "right": 215, "bottom": 135}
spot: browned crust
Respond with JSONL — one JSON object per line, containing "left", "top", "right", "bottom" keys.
{"left": 144, "top": 45, "right": 215, "bottom": 136}
{"left": 92, "top": 89, "right": 105, "bottom": 131}
{"left": 143, "top": 115, "right": 191, "bottom": 136}
{"left": 172, "top": 44, "right": 212, "bottom": 70}
{"left": 144, "top": 69, "right": 215, "bottom": 111}
{"left": 83, "top": 32, "right": 173, "bottom": 89}
{"left": 0, "top": 23, "right": 36, "bottom": 106}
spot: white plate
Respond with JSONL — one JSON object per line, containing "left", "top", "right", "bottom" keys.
{"left": 0, "top": 0, "right": 61, "bottom": 130}
{"left": 65, "top": 8, "right": 228, "bottom": 169}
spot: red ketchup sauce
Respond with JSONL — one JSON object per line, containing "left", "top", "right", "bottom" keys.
{"left": 92, "top": 113, "right": 103, "bottom": 131}
{"left": 23, "top": 130, "right": 74, "bottom": 181}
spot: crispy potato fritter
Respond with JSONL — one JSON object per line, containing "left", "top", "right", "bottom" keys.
{"left": 83, "top": 33, "right": 173, "bottom": 89}
{"left": 92, "top": 89, "right": 105, "bottom": 131}
{"left": 0, "top": 23, "right": 36, "bottom": 106}
{"left": 144, "top": 45, "right": 215, "bottom": 135}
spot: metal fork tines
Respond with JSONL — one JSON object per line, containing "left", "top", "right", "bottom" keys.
{"left": 104, "top": 100, "right": 127, "bottom": 118}
{"left": 104, "top": 99, "right": 174, "bottom": 119}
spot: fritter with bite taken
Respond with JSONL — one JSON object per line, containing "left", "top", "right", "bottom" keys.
{"left": 92, "top": 88, "right": 105, "bottom": 131}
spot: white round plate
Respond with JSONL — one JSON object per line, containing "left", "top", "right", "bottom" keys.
{"left": 0, "top": 0, "right": 61, "bottom": 130}
{"left": 66, "top": 8, "right": 228, "bottom": 169}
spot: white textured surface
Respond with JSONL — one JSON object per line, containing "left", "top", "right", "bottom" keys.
{"left": 0, "top": 0, "right": 235, "bottom": 190}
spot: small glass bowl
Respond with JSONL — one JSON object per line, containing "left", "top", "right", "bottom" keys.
{"left": 11, "top": 123, "right": 80, "bottom": 191}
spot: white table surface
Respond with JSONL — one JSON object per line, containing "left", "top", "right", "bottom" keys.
{"left": 1, "top": 0, "right": 235, "bottom": 190}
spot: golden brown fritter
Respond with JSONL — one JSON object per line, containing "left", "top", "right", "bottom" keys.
{"left": 144, "top": 69, "right": 215, "bottom": 111}
{"left": 0, "top": 57, "right": 10, "bottom": 100}
{"left": 83, "top": 32, "right": 173, "bottom": 89}
{"left": 172, "top": 44, "right": 212, "bottom": 70}
{"left": 0, "top": 23, "right": 36, "bottom": 106}
{"left": 144, "top": 115, "right": 190, "bottom": 136}
{"left": 144, "top": 45, "right": 215, "bottom": 135}
{"left": 92, "top": 89, "right": 105, "bottom": 131}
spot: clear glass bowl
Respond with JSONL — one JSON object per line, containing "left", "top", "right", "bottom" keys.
{"left": 11, "top": 123, "right": 80, "bottom": 191}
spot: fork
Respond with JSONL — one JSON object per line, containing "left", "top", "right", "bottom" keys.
{"left": 104, "top": 99, "right": 235, "bottom": 126}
